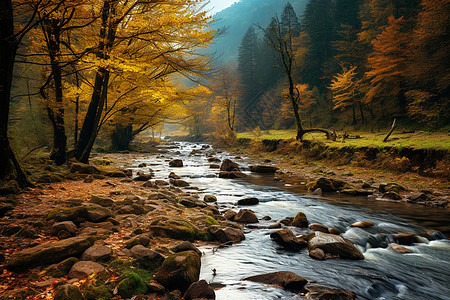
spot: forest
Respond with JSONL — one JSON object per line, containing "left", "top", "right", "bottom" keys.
{"left": 0, "top": 0, "right": 449, "bottom": 299}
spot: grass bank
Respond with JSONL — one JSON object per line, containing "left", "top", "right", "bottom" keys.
{"left": 237, "top": 129, "right": 450, "bottom": 150}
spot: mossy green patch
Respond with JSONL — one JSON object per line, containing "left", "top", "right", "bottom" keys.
{"left": 45, "top": 257, "right": 79, "bottom": 278}
{"left": 204, "top": 216, "right": 218, "bottom": 226}
{"left": 117, "top": 272, "right": 147, "bottom": 299}
{"left": 46, "top": 206, "right": 88, "bottom": 223}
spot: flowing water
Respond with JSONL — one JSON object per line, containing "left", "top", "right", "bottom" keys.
{"left": 112, "top": 141, "right": 450, "bottom": 300}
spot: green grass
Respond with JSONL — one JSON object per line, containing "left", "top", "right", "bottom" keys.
{"left": 237, "top": 129, "right": 450, "bottom": 150}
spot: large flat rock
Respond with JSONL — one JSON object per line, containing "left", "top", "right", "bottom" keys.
{"left": 308, "top": 232, "right": 364, "bottom": 260}
{"left": 7, "top": 235, "right": 97, "bottom": 272}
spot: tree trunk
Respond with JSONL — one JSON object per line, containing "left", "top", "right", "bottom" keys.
{"left": 0, "top": 0, "right": 31, "bottom": 186}
{"left": 352, "top": 103, "right": 356, "bottom": 125}
{"left": 44, "top": 18, "right": 67, "bottom": 165}
{"left": 111, "top": 124, "right": 133, "bottom": 150}
{"left": 359, "top": 102, "right": 365, "bottom": 124}
{"left": 73, "top": 0, "right": 118, "bottom": 163}
{"left": 74, "top": 69, "right": 109, "bottom": 162}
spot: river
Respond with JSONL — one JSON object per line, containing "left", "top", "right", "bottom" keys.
{"left": 116, "top": 141, "right": 450, "bottom": 300}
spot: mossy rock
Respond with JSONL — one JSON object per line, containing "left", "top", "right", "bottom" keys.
{"left": 148, "top": 218, "right": 210, "bottom": 241}
{"left": 204, "top": 216, "right": 218, "bottom": 226}
{"left": 307, "top": 178, "right": 347, "bottom": 193}
{"left": 35, "top": 173, "right": 64, "bottom": 183}
{"left": 70, "top": 163, "right": 102, "bottom": 174}
{"left": 46, "top": 206, "right": 88, "bottom": 223}
{"left": 155, "top": 251, "right": 201, "bottom": 293}
{"left": 379, "top": 182, "right": 406, "bottom": 194}
{"left": 54, "top": 284, "right": 84, "bottom": 300}
{"left": 82, "top": 284, "right": 112, "bottom": 300}
{"left": 292, "top": 212, "right": 308, "bottom": 227}
{"left": 118, "top": 272, "right": 147, "bottom": 299}
{"left": 6, "top": 236, "right": 97, "bottom": 272}
{"left": 45, "top": 257, "right": 79, "bottom": 278}
{"left": 32, "top": 221, "right": 45, "bottom": 228}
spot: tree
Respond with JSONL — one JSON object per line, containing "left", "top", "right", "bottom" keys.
{"left": 301, "top": 0, "right": 335, "bottom": 88}
{"left": 330, "top": 65, "right": 365, "bottom": 124}
{"left": 281, "top": 2, "right": 301, "bottom": 37}
{"left": 364, "top": 16, "right": 409, "bottom": 112}
{"left": 405, "top": 0, "right": 450, "bottom": 126}
{"left": 260, "top": 16, "right": 333, "bottom": 140}
{"left": 1, "top": 0, "right": 63, "bottom": 186}
{"left": 237, "top": 26, "right": 259, "bottom": 128}
{"left": 72, "top": 0, "right": 214, "bottom": 162}
{"left": 210, "top": 66, "right": 240, "bottom": 133}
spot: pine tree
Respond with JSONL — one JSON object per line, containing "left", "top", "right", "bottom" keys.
{"left": 237, "top": 26, "right": 259, "bottom": 128}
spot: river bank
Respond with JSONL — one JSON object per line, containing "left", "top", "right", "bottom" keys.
{"left": 221, "top": 138, "right": 449, "bottom": 210}
{"left": 0, "top": 141, "right": 449, "bottom": 299}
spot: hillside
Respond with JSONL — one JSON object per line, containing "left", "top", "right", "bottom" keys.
{"left": 210, "top": 0, "right": 308, "bottom": 62}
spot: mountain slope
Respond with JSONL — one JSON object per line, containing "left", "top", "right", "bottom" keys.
{"left": 210, "top": 0, "right": 308, "bottom": 62}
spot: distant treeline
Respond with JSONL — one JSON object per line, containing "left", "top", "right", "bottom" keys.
{"left": 235, "top": 0, "right": 449, "bottom": 131}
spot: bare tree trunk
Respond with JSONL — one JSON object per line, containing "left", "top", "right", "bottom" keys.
{"left": 43, "top": 18, "right": 67, "bottom": 165}
{"left": 383, "top": 119, "right": 397, "bottom": 142}
{"left": 0, "top": 0, "right": 31, "bottom": 186}
{"left": 359, "top": 102, "right": 365, "bottom": 124}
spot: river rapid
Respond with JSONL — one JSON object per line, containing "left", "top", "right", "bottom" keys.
{"left": 115, "top": 141, "right": 450, "bottom": 300}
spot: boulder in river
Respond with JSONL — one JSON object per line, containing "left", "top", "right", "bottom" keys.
{"left": 219, "top": 171, "right": 247, "bottom": 179}
{"left": 389, "top": 243, "right": 413, "bottom": 254}
{"left": 392, "top": 232, "right": 420, "bottom": 246}
{"left": 309, "top": 223, "right": 329, "bottom": 233}
{"left": 204, "top": 195, "right": 217, "bottom": 203}
{"left": 270, "top": 228, "right": 308, "bottom": 251}
{"left": 237, "top": 197, "right": 259, "bottom": 206}
{"left": 169, "top": 172, "right": 181, "bottom": 179}
{"left": 308, "top": 232, "right": 364, "bottom": 260}
{"left": 249, "top": 165, "right": 279, "bottom": 173}
{"left": 307, "top": 178, "right": 349, "bottom": 193}
{"left": 183, "top": 280, "right": 216, "bottom": 300}
{"left": 234, "top": 209, "right": 258, "bottom": 223}
{"left": 155, "top": 251, "right": 201, "bottom": 293}
{"left": 220, "top": 159, "right": 240, "bottom": 172}
{"left": 292, "top": 211, "right": 308, "bottom": 227}
{"left": 169, "top": 159, "right": 184, "bottom": 167}
{"left": 244, "top": 271, "right": 308, "bottom": 293}
{"left": 223, "top": 209, "right": 237, "bottom": 220}
{"left": 170, "top": 179, "right": 190, "bottom": 187}
{"left": 208, "top": 226, "right": 245, "bottom": 244}
{"left": 134, "top": 173, "right": 153, "bottom": 181}
{"left": 350, "top": 221, "right": 374, "bottom": 228}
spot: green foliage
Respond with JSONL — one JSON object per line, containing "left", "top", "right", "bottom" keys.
{"left": 117, "top": 272, "right": 148, "bottom": 299}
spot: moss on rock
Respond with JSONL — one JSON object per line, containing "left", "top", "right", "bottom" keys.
{"left": 46, "top": 206, "right": 89, "bottom": 223}
{"left": 117, "top": 272, "right": 148, "bottom": 299}
{"left": 155, "top": 251, "right": 201, "bottom": 293}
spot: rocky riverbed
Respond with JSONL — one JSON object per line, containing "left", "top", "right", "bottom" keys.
{"left": 0, "top": 141, "right": 448, "bottom": 299}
